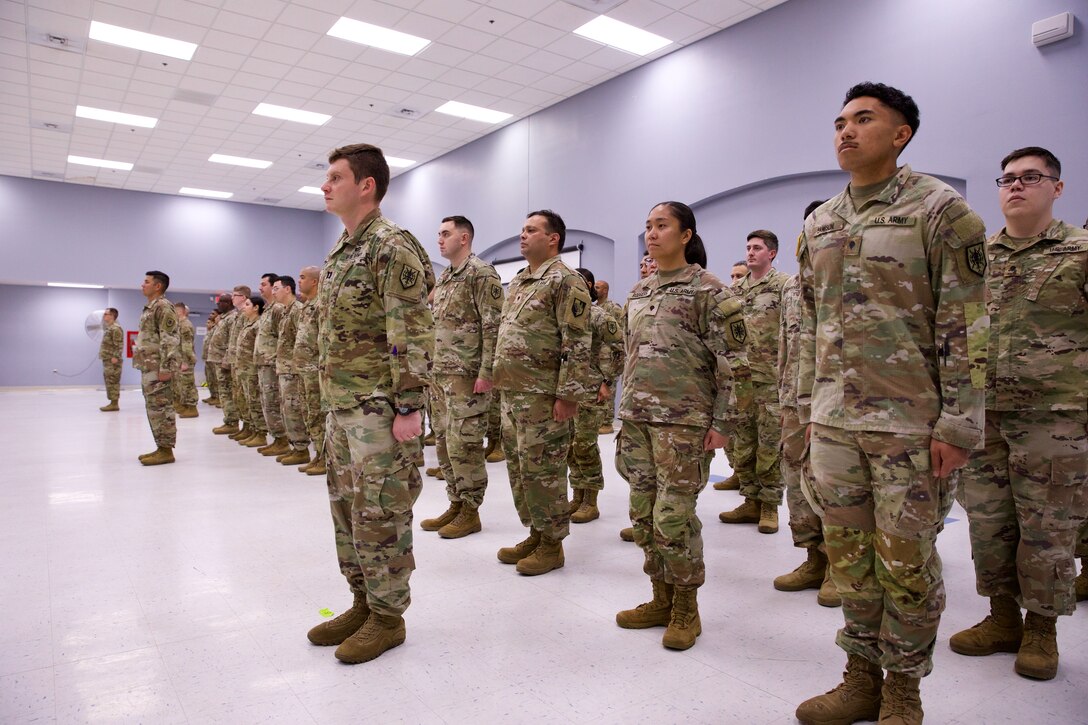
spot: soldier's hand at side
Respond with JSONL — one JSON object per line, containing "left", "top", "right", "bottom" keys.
{"left": 111, "top": 357, "right": 119, "bottom": 364}
{"left": 157, "top": 371, "right": 173, "bottom": 382}
{"left": 704, "top": 429, "right": 729, "bottom": 451}
{"left": 597, "top": 383, "right": 610, "bottom": 403}
{"left": 553, "top": 398, "right": 577, "bottom": 422}
{"left": 393, "top": 410, "right": 423, "bottom": 442}
{"left": 180, "top": 363, "right": 189, "bottom": 372}
{"left": 930, "top": 439, "right": 970, "bottom": 479}
{"left": 473, "top": 378, "right": 493, "bottom": 394}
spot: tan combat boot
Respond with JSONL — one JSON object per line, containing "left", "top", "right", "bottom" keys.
{"left": 719, "top": 498, "right": 760, "bottom": 524}
{"left": 1075, "top": 558, "right": 1087, "bottom": 602}
{"left": 306, "top": 459, "right": 327, "bottom": 476}
{"left": 878, "top": 672, "right": 922, "bottom": 725}
{"left": 212, "top": 421, "right": 238, "bottom": 435}
{"left": 260, "top": 437, "right": 290, "bottom": 456}
{"left": 423, "top": 430, "right": 436, "bottom": 446}
{"left": 438, "top": 505, "right": 481, "bottom": 539}
{"left": 307, "top": 593, "right": 370, "bottom": 646}
{"left": 280, "top": 449, "right": 310, "bottom": 466}
{"left": 619, "top": 527, "right": 634, "bottom": 542}
{"left": 817, "top": 563, "right": 842, "bottom": 608}
{"left": 140, "top": 447, "right": 175, "bottom": 466}
{"left": 99, "top": 400, "right": 119, "bottom": 412}
{"left": 244, "top": 433, "right": 268, "bottom": 448}
{"left": 204, "top": 397, "right": 219, "bottom": 406}
{"left": 616, "top": 578, "right": 673, "bottom": 629}
{"left": 1015, "top": 611, "right": 1059, "bottom": 680}
{"left": 335, "top": 612, "right": 406, "bottom": 664}
{"left": 598, "top": 422, "right": 614, "bottom": 435}
{"left": 424, "top": 466, "right": 445, "bottom": 479}
{"left": 420, "top": 501, "right": 461, "bottom": 532}
{"left": 758, "top": 502, "right": 779, "bottom": 534}
{"left": 662, "top": 587, "right": 701, "bottom": 650}
{"left": 497, "top": 529, "right": 541, "bottom": 564}
{"left": 227, "top": 424, "right": 249, "bottom": 439}
{"left": 795, "top": 654, "right": 882, "bottom": 725}
{"left": 485, "top": 446, "right": 505, "bottom": 463}
{"left": 567, "top": 488, "right": 585, "bottom": 515}
{"left": 774, "top": 547, "right": 827, "bottom": 592}
{"left": 949, "top": 595, "right": 1023, "bottom": 656}
{"left": 178, "top": 406, "right": 198, "bottom": 418}
{"left": 712, "top": 472, "right": 739, "bottom": 491}
{"left": 516, "top": 536, "right": 564, "bottom": 575}
{"left": 482, "top": 436, "right": 498, "bottom": 460}
{"left": 571, "top": 490, "right": 600, "bottom": 523}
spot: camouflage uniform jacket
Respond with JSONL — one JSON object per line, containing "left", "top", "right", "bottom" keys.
{"left": 234, "top": 316, "right": 259, "bottom": 375}
{"left": 588, "top": 305, "right": 624, "bottom": 389}
{"left": 200, "top": 323, "right": 213, "bottom": 361}
{"left": 619, "top": 264, "right": 752, "bottom": 433}
{"left": 206, "top": 309, "right": 236, "bottom": 365}
{"left": 225, "top": 307, "right": 245, "bottom": 367}
{"left": 275, "top": 298, "right": 301, "bottom": 375}
{"left": 318, "top": 209, "right": 434, "bottom": 413}
{"left": 132, "top": 296, "right": 180, "bottom": 374}
{"left": 99, "top": 321, "right": 122, "bottom": 362}
{"left": 179, "top": 317, "right": 197, "bottom": 366}
{"left": 737, "top": 266, "right": 789, "bottom": 385}
{"left": 777, "top": 273, "right": 802, "bottom": 409}
{"left": 254, "top": 301, "right": 283, "bottom": 367}
{"left": 432, "top": 253, "right": 503, "bottom": 380}
{"left": 293, "top": 297, "right": 319, "bottom": 374}
{"left": 985, "top": 219, "right": 1088, "bottom": 412}
{"left": 797, "top": 165, "right": 988, "bottom": 450}
{"left": 493, "top": 254, "right": 593, "bottom": 401}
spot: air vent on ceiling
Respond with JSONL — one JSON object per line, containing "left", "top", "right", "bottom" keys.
{"left": 33, "top": 171, "right": 65, "bottom": 180}
{"left": 255, "top": 197, "right": 282, "bottom": 204}
{"left": 28, "top": 28, "right": 85, "bottom": 54}
{"left": 561, "top": 0, "right": 625, "bottom": 12}
{"left": 32, "top": 119, "right": 72, "bottom": 134}
{"left": 132, "top": 165, "right": 163, "bottom": 175}
{"left": 386, "top": 106, "right": 423, "bottom": 120}
{"left": 172, "top": 89, "right": 218, "bottom": 106}
{"left": 306, "top": 161, "right": 327, "bottom": 171}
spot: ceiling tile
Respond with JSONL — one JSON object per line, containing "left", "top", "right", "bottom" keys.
{"left": 411, "top": 0, "right": 477, "bottom": 23}
{"left": 681, "top": 0, "right": 752, "bottom": 24}
{"left": 531, "top": 2, "right": 595, "bottom": 32}
{"left": 212, "top": 10, "right": 273, "bottom": 39}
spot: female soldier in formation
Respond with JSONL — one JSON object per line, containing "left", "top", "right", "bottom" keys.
{"left": 235, "top": 295, "right": 268, "bottom": 449}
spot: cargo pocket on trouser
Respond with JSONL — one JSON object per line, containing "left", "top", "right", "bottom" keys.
{"left": 891, "top": 446, "right": 951, "bottom": 536}
{"left": 799, "top": 439, "right": 825, "bottom": 519}
{"left": 1043, "top": 453, "right": 1088, "bottom": 532}
{"left": 357, "top": 458, "right": 421, "bottom": 573}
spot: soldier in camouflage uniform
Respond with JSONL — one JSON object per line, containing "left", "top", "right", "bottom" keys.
{"left": 567, "top": 268, "right": 624, "bottom": 523}
{"left": 615, "top": 201, "right": 750, "bottom": 651}
{"left": 209, "top": 292, "right": 243, "bottom": 435}
{"left": 720, "top": 231, "right": 789, "bottom": 533}
{"left": 98, "top": 307, "right": 123, "bottom": 411}
{"left": 173, "top": 302, "right": 199, "bottom": 418}
{"left": 235, "top": 296, "right": 266, "bottom": 448}
{"left": 202, "top": 311, "right": 219, "bottom": 405}
{"left": 255, "top": 273, "right": 289, "bottom": 457}
{"left": 795, "top": 83, "right": 987, "bottom": 725}
{"left": 419, "top": 216, "right": 503, "bottom": 539}
{"left": 592, "top": 278, "right": 623, "bottom": 436}
{"left": 304, "top": 144, "right": 434, "bottom": 665}
{"left": 294, "top": 266, "right": 325, "bottom": 475}
{"left": 272, "top": 276, "right": 310, "bottom": 466}
{"left": 132, "top": 271, "right": 180, "bottom": 466}
{"left": 949, "top": 147, "right": 1088, "bottom": 682}
{"left": 493, "top": 210, "right": 593, "bottom": 576}
{"left": 225, "top": 287, "right": 256, "bottom": 443}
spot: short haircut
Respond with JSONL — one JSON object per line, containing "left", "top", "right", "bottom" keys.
{"left": 1000, "top": 146, "right": 1061, "bottom": 177}
{"left": 804, "top": 200, "right": 826, "bottom": 220}
{"left": 261, "top": 273, "right": 279, "bottom": 285}
{"left": 105, "top": 307, "right": 118, "bottom": 319}
{"left": 442, "top": 215, "right": 475, "bottom": 240}
{"left": 733, "top": 260, "right": 748, "bottom": 268}
{"left": 843, "top": 82, "right": 920, "bottom": 150}
{"left": 276, "top": 275, "right": 296, "bottom": 294}
{"left": 249, "top": 295, "right": 266, "bottom": 314}
{"left": 233, "top": 284, "right": 251, "bottom": 298}
{"left": 329, "top": 143, "right": 390, "bottom": 202}
{"left": 527, "top": 209, "right": 566, "bottom": 252}
{"left": 746, "top": 229, "right": 779, "bottom": 253}
{"left": 146, "top": 270, "right": 169, "bottom": 291}
{"left": 173, "top": 301, "right": 188, "bottom": 311}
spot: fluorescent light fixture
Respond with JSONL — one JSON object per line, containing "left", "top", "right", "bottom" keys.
{"left": 48, "top": 282, "right": 104, "bottom": 289}
{"left": 574, "top": 15, "right": 671, "bottom": 56}
{"left": 434, "top": 101, "right": 512, "bottom": 124}
{"left": 386, "top": 156, "right": 415, "bottom": 168}
{"left": 209, "top": 153, "right": 272, "bottom": 169}
{"left": 179, "top": 187, "right": 233, "bottom": 199}
{"left": 76, "top": 105, "right": 157, "bottom": 128}
{"left": 298, "top": 186, "right": 324, "bottom": 195}
{"left": 89, "top": 20, "right": 197, "bottom": 61}
{"left": 67, "top": 155, "right": 133, "bottom": 171}
{"left": 252, "top": 103, "right": 331, "bottom": 126}
{"left": 327, "top": 17, "right": 430, "bottom": 56}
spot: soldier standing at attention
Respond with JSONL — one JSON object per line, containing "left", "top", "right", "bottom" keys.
{"left": 949, "top": 147, "right": 1088, "bottom": 681}
{"left": 730, "top": 261, "right": 749, "bottom": 286}
{"left": 235, "top": 295, "right": 266, "bottom": 450}
{"left": 492, "top": 210, "right": 592, "bottom": 576}
{"left": 719, "top": 230, "right": 789, "bottom": 533}
{"left": 202, "top": 311, "right": 220, "bottom": 406}
{"left": 98, "top": 307, "right": 123, "bottom": 412}
{"left": 173, "top": 302, "right": 199, "bottom": 418}
{"left": 210, "top": 291, "right": 244, "bottom": 436}
{"left": 419, "top": 215, "right": 503, "bottom": 539}
{"left": 255, "top": 273, "right": 289, "bottom": 458}
{"left": 592, "top": 278, "right": 623, "bottom": 435}
{"left": 132, "top": 271, "right": 180, "bottom": 466}
{"left": 272, "top": 276, "right": 310, "bottom": 467}
{"left": 228, "top": 286, "right": 260, "bottom": 446}
{"left": 294, "top": 266, "right": 325, "bottom": 476}
{"left": 794, "top": 83, "right": 987, "bottom": 725}
{"left": 614, "top": 201, "right": 750, "bottom": 651}
{"left": 304, "top": 143, "right": 433, "bottom": 665}
{"left": 711, "top": 259, "right": 752, "bottom": 494}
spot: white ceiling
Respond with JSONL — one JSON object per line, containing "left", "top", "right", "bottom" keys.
{"left": 1, "top": 0, "right": 786, "bottom": 211}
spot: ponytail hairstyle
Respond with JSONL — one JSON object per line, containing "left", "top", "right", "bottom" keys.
{"left": 653, "top": 201, "right": 706, "bottom": 269}
{"left": 575, "top": 267, "right": 598, "bottom": 302}
{"left": 249, "top": 295, "right": 266, "bottom": 315}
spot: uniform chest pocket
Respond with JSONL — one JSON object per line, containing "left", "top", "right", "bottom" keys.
{"left": 511, "top": 283, "right": 546, "bottom": 320}
{"left": 433, "top": 280, "right": 464, "bottom": 318}
{"left": 332, "top": 265, "right": 378, "bottom": 313}
{"left": 1031, "top": 253, "right": 1087, "bottom": 314}
{"left": 860, "top": 217, "right": 923, "bottom": 263}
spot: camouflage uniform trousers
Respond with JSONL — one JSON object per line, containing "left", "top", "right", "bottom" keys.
{"left": 432, "top": 374, "right": 490, "bottom": 508}
{"left": 1079, "top": 522, "right": 1088, "bottom": 559}
{"left": 810, "top": 423, "right": 955, "bottom": 678}
{"left": 205, "top": 364, "right": 218, "bottom": 400}
{"left": 781, "top": 405, "right": 823, "bottom": 550}
{"left": 616, "top": 421, "right": 714, "bottom": 588}
{"left": 239, "top": 369, "right": 266, "bottom": 436}
{"left": 301, "top": 370, "right": 325, "bottom": 461}
{"left": 140, "top": 372, "right": 176, "bottom": 448}
{"left": 173, "top": 368, "right": 198, "bottom": 408}
{"left": 257, "top": 365, "right": 286, "bottom": 438}
{"left": 500, "top": 390, "right": 572, "bottom": 541}
{"left": 326, "top": 400, "right": 422, "bottom": 616}
{"left": 486, "top": 395, "right": 502, "bottom": 443}
{"left": 568, "top": 397, "right": 613, "bottom": 492}
{"left": 734, "top": 381, "right": 784, "bottom": 505}
{"left": 958, "top": 409, "right": 1088, "bottom": 616}
{"left": 103, "top": 361, "right": 121, "bottom": 402}
{"left": 278, "top": 374, "right": 310, "bottom": 452}
{"left": 219, "top": 365, "right": 238, "bottom": 425}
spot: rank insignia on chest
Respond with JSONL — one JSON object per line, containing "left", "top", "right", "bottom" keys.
{"left": 965, "top": 243, "right": 986, "bottom": 277}
{"left": 399, "top": 266, "right": 420, "bottom": 290}
{"left": 572, "top": 299, "right": 586, "bottom": 317}
{"left": 730, "top": 319, "right": 747, "bottom": 344}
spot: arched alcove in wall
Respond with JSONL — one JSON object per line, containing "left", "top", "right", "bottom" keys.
{"left": 478, "top": 230, "right": 616, "bottom": 286}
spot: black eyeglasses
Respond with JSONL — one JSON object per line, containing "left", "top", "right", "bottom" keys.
{"left": 995, "top": 173, "right": 1059, "bottom": 188}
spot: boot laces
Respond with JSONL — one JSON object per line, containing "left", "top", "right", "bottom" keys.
{"left": 881, "top": 675, "right": 920, "bottom": 718}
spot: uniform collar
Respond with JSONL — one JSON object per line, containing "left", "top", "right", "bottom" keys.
{"left": 992, "top": 218, "right": 1082, "bottom": 251}
{"left": 445, "top": 253, "right": 475, "bottom": 279}
{"left": 829, "top": 164, "right": 912, "bottom": 218}
{"left": 525, "top": 254, "right": 562, "bottom": 280}
{"left": 741, "top": 267, "right": 782, "bottom": 291}
{"left": 342, "top": 208, "right": 383, "bottom": 246}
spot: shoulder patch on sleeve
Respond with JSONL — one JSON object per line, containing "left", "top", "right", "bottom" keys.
{"left": 388, "top": 245, "right": 427, "bottom": 302}
{"left": 485, "top": 279, "right": 504, "bottom": 308}
{"left": 563, "top": 280, "right": 591, "bottom": 330}
{"left": 945, "top": 202, "right": 987, "bottom": 250}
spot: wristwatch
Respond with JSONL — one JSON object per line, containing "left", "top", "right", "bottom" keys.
{"left": 395, "top": 405, "right": 419, "bottom": 416}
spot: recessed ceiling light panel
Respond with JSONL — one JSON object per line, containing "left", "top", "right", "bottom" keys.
{"left": 88, "top": 21, "right": 197, "bottom": 61}
{"left": 252, "top": 103, "right": 331, "bottom": 126}
{"left": 47, "top": 282, "right": 105, "bottom": 289}
{"left": 76, "top": 105, "right": 158, "bottom": 128}
{"left": 434, "top": 101, "right": 512, "bottom": 124}
{"left": 574, "top": 15, "right": 671, "bottom": 56}
{"left": 327, "top": 17, "right": 430, "bottom": 56}
{"left": 209, "top": 154, "right": 272, "bottom": 169}
{"left": 298, "top": 186, "right": 324, "bottom": 195}
{"left": 179, "top": 187, "right": 233, "bottom": 199}
{"left": 67, "top": 155, "right": 133, "bottom": 171}
{"left": 386, "top": 156, "right": 416, "bottom": 168}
